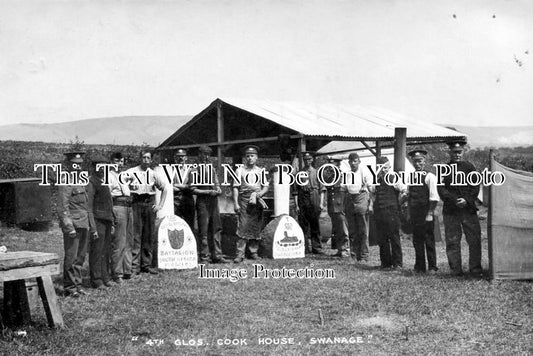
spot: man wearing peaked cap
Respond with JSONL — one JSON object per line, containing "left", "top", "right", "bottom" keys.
{"left": 407, "top": 149, "right": 428, "bottom": 160}
{"left": 371, "top": 156, "right": 407, "bottom": 270}
{"left": 173, "top": 148, "right": 195, "bottom": 232}
{"left": 191, "top": 145, "right": 230, "bottom": 263}
{"left": 447, "top": 140, "right": 467, "bottom": 151}
{"left": 63, "top": 151, "right": 85, "bottom": 171}
{"left": 407, "top": 148, "right": 439, "bottom": 274}
{"left": 295, "top": 151, "right": 325, "bottom": 255}
{"left": 232, "top": 144, "right": 269, "bottom": 263}
{"left": 175, "top": 148, "right": 187, "bottom": 156}
{"left": 301, "top": 151, "right": 315, "bottom": 159}
{"left": 198, "top": 145, "right": 213, "bottom": 154}
{"left": 438, "top": 139, "right": 483, "bottom": 277}
{"left": 58, "top": 151, "right": 91, "bottom": 297}
{"left": 243, "top": 145, "right": 259, "bottom": 155}
{"left": 65, "top": 151, "right": 85, "bottom": 162}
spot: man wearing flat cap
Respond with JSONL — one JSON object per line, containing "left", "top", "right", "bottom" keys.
{"left": 57, "top": 151, "right": 92, "bottom": 297}
{"left": 340, "top": 152, "right": 374, "bottom": 262}
{"left": 320, "top": 157, "right": 349, "bottom": 257}
{"left": 407, "top": 149, "right": 439, "bottom": 274}
{"left": 191, "top": 145, "right": 229, "bottom": 263}
{"left": 295, "top": 151, "right": 324, "bottom": 255}
{"left": 173, "top": 148, "right": 195, "bottom": 231}
{"left": 437, "top": 140, "right": 482, "bottom": 277}
{"left": 87, "top": 154, "right": 115, "bottom": 289}
{"left": 232, "top": 145, "right": 269, "bottom": 263}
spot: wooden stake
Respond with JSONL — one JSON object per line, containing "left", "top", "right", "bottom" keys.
{"left": 318, "top": 309, "right": 324, "bottom": 326}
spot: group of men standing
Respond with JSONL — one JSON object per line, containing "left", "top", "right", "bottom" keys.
{"left": 58, "top": 144, "right": 274, "bottom": 296}
{"left": 58, "top": 150, "right": 165, "bottom": 297}
{"left": 303, "top": 140, "right": 483, "bottom": 277}
{"left": 57, "top": 139, "right": 483, "bottom": 297}
{"left": 172, "top": 144, "right": 269, "bottom": 264}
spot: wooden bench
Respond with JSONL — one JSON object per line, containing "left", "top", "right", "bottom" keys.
{"left": 0, "top": 251, "right": 64, "bottom": 328}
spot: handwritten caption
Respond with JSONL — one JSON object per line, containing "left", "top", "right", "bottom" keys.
{"left": 131, "top": 335, "right": 374, "bottom": 348}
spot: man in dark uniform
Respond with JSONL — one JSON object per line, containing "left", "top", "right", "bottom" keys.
{"left": 172, "top": 148, "right": 195, "bottom": 230}
{"left": 57, "top": 151, "right": 91, "bottom": 297}
{"left": 87, "top": 154, "right": 115, "bottom": 289}
{"left": 372, "top": 156, "right": 407, "bottom": 270}
{"left": 320, "top": 157, "right": 349, "bottom": 257}
{"left": 191, "top": 145, "right": 230, "bottom": 263}
{"left": 294, "top": 151, "right": 324, "bottom": 255}
{"left": 407, "top": 149, "right": 439, "bottom": 273}
{"left": 437, "top": 140, "right": 482, "bottom": 277}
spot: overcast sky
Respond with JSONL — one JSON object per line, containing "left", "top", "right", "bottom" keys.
{"left": 0, "top": 0, "right": 531, "bottom": 127}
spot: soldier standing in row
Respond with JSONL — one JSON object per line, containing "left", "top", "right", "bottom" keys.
{"left": 192, "top": 146, "right": 229, "bottom": 263}
{"left": 294, "top": 151, "right": 324, "bottom": 255}
{"left": 57, "top": 151, "right": 91, "bottom": 297}
{"left": 437, "top": 140, "right": 482, "bottom": 277}
{"left": 172, "top": 148, "right": 195, "bottom": 231}
{"left": 373, "top": 156, "right": 407, "bottom": 270}
{"left": 341, "top": 153, "right": 373, "bottom": 262}
{"left": 232, "top": 145, "right": 269, "bottom": 263}
{"left": 407, "top": 149, "right": 439, "bottom": 274}
{"left": 320, "top": 157, "right": 349, "bottom": 257}
{"left": 108, "top": 151, "right": 134, "bottom": 283}
{"left": 87, "top": 154, "right": 115, "bottom": 289}
{"left": 127, "top": 150, "right": 166, "bottom": 275}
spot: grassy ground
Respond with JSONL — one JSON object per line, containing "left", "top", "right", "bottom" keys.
{"left": 0, "top": 217, "right": 532, "bottom": 356}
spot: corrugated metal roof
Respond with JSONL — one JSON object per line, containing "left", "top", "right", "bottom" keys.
{"left": 220, "top": 97, "right": 465, "bottom": 140}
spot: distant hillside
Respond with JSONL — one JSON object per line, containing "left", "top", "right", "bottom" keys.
{"left": 0, "top": 116, "right": 192, "bottom": 146}
{"left": 1, "top": 116, "right": 531, "bottom": 148}
{"left": 441, "top": 124, "right": 533, "bottom": 148}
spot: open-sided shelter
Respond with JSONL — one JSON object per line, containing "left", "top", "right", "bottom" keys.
{"left": 156, "top": 98, "right": 466, "bottom": 171}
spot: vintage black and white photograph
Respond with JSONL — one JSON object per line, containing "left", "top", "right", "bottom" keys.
{"left": 0, "top": 0, "right": 531, "bottom": 355}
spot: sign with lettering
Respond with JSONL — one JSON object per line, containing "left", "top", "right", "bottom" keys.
{"left": 157, "top": 215, "right": 197, "bottom": 269}
{"left": 261, "top": 215, "right": 305, "bottom": 259}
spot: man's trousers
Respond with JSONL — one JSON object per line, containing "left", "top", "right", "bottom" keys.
{"left": 443, "top": 211, "right": 482, "bottom": 274}
{"left": 63, "top": 228, "right": 89, "bottom": 292}
{"left": 89, "top": 219, "right": 112, "bottom": 286}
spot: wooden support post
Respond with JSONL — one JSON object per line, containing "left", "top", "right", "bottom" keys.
{"left": 3, "top": 280, "right": 31, "bottom": 326}
{"left": 393, "top": 128, "right": 407, "bottom": 173}
{"left": 361, "top": 141, "right": 376, "bottom": 156}
{"left": 216, "top": 101, "right": 224, "bottom": 172}
{"left": 37, "top": 275, "right": 64, "bottom": 328}
{"left": 488, "top": 149, "right": 494, "bottom": 280}
{"left": 375, "top": 141, "right": 382, "bottom": 160}
{"left": 298, "top": 137, "right": 306, "bottom": 171}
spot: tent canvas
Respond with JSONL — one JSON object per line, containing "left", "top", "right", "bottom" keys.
{"left": 489, "top": 157, "right": 533, "bottom": 280}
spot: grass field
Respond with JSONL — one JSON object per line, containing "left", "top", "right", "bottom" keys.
{"left": 0, "top": 216, "right": 532, "bottom": 356}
